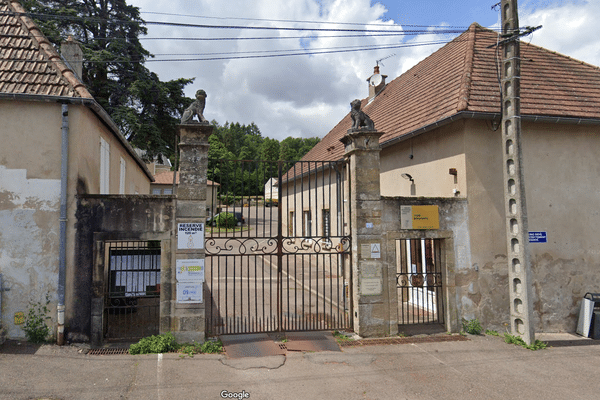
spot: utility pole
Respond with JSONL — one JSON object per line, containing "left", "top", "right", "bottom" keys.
{"left": 500, "top": 0, "right": 535, "bottom": 345}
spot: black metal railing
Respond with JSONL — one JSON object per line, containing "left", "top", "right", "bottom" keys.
{"left": 205, "top": 160, "right": 352, "bottom": 335}
{"left": 396, "top": 238, "right": 444, "bottom": 325}
{"left": 104, "top": 241, "right": 161, "bottom": 340}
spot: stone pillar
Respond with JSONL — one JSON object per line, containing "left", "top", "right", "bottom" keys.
{"left": 340, "top": 128, "right": 395, "bottom": 337}
{"left": 167, "top": 123, "right": 212, "bottom": 343}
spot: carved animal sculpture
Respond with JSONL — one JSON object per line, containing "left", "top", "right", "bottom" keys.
{"left": 181, "top": 89, "right": 208, "bottom": 124}
{"left": 350, "top": 99, "right": 374, "bottom": 131}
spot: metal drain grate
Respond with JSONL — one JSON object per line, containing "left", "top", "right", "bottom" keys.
{"left": 88, "top": 348, "right": 130, "bottom": 355}
{"left": 338, "top": 335, "right": 469, "bottom": 347}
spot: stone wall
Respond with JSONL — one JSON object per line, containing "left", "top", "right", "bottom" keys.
{"left": 72, "top": 194, "right": 174, "bottom": 343}
{"left": 381, "top": 196, "right": 470, "bottom": 333}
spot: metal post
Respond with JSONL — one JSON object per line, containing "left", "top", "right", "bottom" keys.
{"left": 277, "top": 161, "right": 283, "bottom": 331}
{"left": 501, "top": 0, "right": 535, "bottom": 345}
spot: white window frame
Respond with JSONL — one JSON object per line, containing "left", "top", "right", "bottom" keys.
{"left": 119, "top": 157, "right": 126, "bottom": 194}
{"left": 100, "top": 137, "right": 110, "bottom": 194}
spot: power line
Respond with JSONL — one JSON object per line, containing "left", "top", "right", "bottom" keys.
{"left": 2, "top": 38, "right": 461, "bottom": 63}
{"left": 0, "top": 9, "right": 471, "bottom": 34}
{"left": 139, "top": 31, "right": 466, "bottom": 41}
{"left": 1, "top": 30, "right": 467, "bottom": 42}
{"left": 149, "top": 39, "right": 453, "bottom": 58}
{"left": 139, "top": 10, "right": 471, "bottom": 30}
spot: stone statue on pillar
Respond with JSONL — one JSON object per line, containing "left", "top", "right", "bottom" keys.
{"left": 350, "top": 99, "right": 375, "bottom": 131}
{"left": 181, "top": 89, "right": 208, "bottom": 124}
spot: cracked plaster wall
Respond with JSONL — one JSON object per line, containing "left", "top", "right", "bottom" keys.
{"left": 0, "top": 165, "right": 60, "bottom": 339}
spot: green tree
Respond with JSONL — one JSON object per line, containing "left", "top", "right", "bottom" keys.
{"left": 21, "top": 0, "right": 193, "bottom": 161}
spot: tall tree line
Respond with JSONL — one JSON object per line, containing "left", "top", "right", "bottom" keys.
{"left": 207, "top": 122, "right": 320, "bottom": 197}
{"left": 21, "top": 0, "right": 193, "bottom": 162}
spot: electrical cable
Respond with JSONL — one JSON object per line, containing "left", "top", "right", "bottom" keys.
{"left": 139, "top": 10, "right": 471, "bottom": 29}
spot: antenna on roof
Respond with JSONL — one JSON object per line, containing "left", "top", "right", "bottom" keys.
{"left": 376, "top": 53, "right": 396, "bottom": 67}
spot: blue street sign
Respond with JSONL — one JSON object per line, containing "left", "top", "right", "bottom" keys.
{"left": 529, "top": 231, "right": 547, "bottom": 243}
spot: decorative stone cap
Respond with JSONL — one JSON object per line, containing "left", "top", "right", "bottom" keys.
{"left": 340, "top": 130, "right": 384, "bottom": 155}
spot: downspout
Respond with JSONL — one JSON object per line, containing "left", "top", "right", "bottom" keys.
{"left": 57, "top": 103, "right": 68, "bottom": 345}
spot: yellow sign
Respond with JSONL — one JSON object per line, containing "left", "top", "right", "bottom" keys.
{"left": 14, "top": 312, "right": 25, "bottom": 325}
{"left": 401, "top": 205, "right": 439, "bottom": 229}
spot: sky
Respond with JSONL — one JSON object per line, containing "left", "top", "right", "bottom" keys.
{"left": 126, "top": 0, "right": 600, "bottom": 141}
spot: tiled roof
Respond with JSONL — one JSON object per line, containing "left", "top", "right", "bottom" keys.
{"left": 0, "top": 1, "right": 91, "bottom": 98}
{"left": 301, "top": 23, "right": 600, "bottom": 163}
{"left": 153, "top": 171, "right": 218, "bottom": 186}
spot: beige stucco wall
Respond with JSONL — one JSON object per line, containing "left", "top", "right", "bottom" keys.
{"left": 281, "top": 165, "right": 349, "bottom": 240}
{"left": 375, "top": 117, "right": 600, "bottom": 333}
{"left": 380, "top": 120, "right": 468, "bottom": 199}
{"left": 0, "top": 100, "right": 62, "bottom": 338}
{"left": 523, "top": 122, "right": 600, "bottom": 331}
{"left": 458, "top": 119, "right": 600, "bottom": 332}
{"left": 0, "top": 99, "right": 151, "bottom": 340}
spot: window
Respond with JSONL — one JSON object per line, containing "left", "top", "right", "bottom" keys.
{"left": 163, "top": 188, "right": 173, "bottom": 195}
{"left": 322, "top": 209, "right": 331, "bottom": 237}
{"left": 152, "top": 189, "right": 162, "bottom": 195}
{"left": 302, "top": 211, "right": 312, "bottom": 237}
{"left": 119, "top": 157, "right": 126, "bottom": 194}
{"left": 289, "top": 211, "right": 295, "bottom": 236}
{"left": 100, "top": 137, "right": 110, "bottom": 194}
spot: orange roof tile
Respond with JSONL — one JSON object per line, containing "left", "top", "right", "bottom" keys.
{"left": 0, "top": 1, "right": 92, "bottom": 98}
{"left": 300, "top": 23, "right": 600, "bottom": 164}
{"left": 153, "top": 171, "right": 218, "bottom": 186}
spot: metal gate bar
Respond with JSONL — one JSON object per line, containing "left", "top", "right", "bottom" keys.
{"left": 104, "top": 241, "right": 161, "bottom": 340}
{"left": 205, "top": 159, "right": 351, "bottom": 335}
{"left": 396, "top": 238, "right": 444, "bottom": 325}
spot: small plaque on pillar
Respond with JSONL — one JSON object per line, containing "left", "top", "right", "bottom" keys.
{"left": 178, "top": 223, "right": 205, "bottom": 249}
{"left": 361, "top": 278, "right": 382, "bottom": 296}
{"left": 176, "top": 259, "right": 205, "bottom": 282}
{"left": 177, "top": 282, "right": 203, "bottom": 303}
{"left": 360, "top": 261, "right": 382, "bottom": 295}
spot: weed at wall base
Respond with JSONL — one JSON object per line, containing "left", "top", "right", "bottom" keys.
{"left": 23, "top": 294, "right": 52, "bottom": 344}
{"left": 503, "top": 333, "right": 547, "bottom": 350}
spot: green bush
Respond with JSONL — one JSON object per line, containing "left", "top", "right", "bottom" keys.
{"left": 130, "top": 333, "right": 223, "bottom": 356}
{"left": 129, "top": 332, "right": 177, "bottom": 355}
{"left": 200, "top": 339, "right": 223, "bottom": 354}
{"left": 503, "top": 333, "right": 547, "bottom": 350}
{"left": 462, "top": 318, "right": 483, "bottom": 335}
{"left": 215, "top": 212, "right": 236, "bottom": 228}
{"left": 23, "top": 295, "right": 52, "bottom": 344}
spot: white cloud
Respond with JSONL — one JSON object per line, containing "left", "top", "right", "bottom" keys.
{"left": 520, "top": 0, "right": 600, "bottom": 66}
{"left": 128, "top": 0, "right": 600, "bottom": 141}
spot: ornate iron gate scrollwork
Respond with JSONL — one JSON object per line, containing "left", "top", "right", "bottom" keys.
{"left": 396, "top": 238, "right": 444, "bottom": 325}
{"left": 205, "top": 159, "right": 352, "bottom": 335}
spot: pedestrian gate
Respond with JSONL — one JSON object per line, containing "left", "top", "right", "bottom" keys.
{"left": 104, "top": 240, "right": 161, "bottom": 340}
{"left": 205, "top": 160, "right": 352, "bottom": 335}
{"left": 396, "top": 238, "right": 445, "bottom": 325}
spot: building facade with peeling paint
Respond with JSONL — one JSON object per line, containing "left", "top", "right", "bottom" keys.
{"left": 0, "top": 1, "right": 153, "bottom": 340}
{"left": 292, "top": 23, "right": 600, "bottom": 334}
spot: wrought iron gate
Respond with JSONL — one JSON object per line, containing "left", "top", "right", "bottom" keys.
{"left": 205, "top": 160, "right": 352, "bottom": 335}
{"left": 396, "top": 238, "right": 444, "bottom": 325}
{"left": 104, "top": 241, "right": 161, "bottom": 340}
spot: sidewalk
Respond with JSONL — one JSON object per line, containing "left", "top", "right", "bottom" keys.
{"left": 1, "top": 333, "right": 599, "bottom": 400}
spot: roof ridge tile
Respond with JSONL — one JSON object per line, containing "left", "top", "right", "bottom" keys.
{"left": 456, "top": 23, "right": 477, "bottom": 111}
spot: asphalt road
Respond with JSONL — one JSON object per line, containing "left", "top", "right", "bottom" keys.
{"left": 1, "top": 333, "right": 599, "bottom": 400}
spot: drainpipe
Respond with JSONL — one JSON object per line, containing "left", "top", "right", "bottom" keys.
{"left": 57, "top": 103, "right": 69, "bottom": 345}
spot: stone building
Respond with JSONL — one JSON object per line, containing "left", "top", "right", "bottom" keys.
{"left": 285, "top": 23, "right": 600, "bottom": 333}
{"left": 0, "top": 1, "right": 153, "bottom": 340}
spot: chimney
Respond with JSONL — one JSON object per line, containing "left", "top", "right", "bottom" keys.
{"left": 61, "top": 36, "right": 83, "bottom": 79}
{"left": 367, "top": 65, "right": 387, "bottom": 103}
